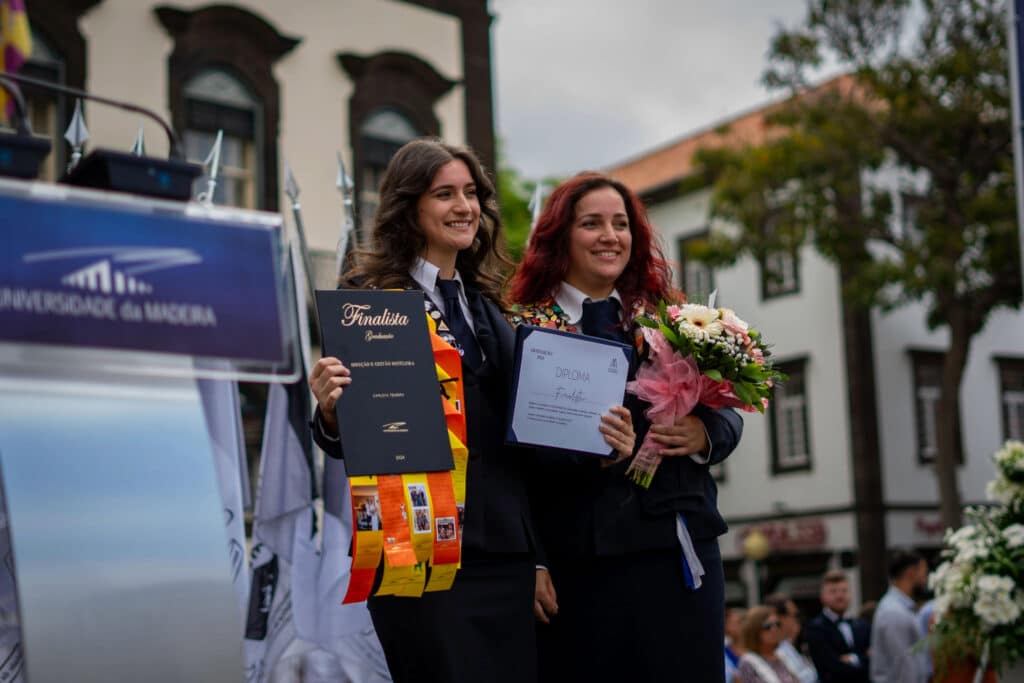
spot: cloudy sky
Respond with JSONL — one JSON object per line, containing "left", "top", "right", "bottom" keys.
{"left": 490, "top": 1, "right": 811, "bottom": 178}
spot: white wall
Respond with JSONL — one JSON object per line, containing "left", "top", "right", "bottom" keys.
{"left": 873, "top": 302, "right": 1024, "bottom": 508}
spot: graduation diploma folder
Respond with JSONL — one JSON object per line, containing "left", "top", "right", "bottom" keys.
{"left": 506, "top": 325, "right": 633, "bottom": 457}
{"left": 315, "top": 289, "right": 454, "bottom": 476}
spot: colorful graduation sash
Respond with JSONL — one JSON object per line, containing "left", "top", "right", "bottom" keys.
{"left": 343, "top": 314, "right": 466, "bottom": 603}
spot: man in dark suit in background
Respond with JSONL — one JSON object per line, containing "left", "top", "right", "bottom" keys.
{"left": 803, "top": 569, "right": 871, "bottom": 683}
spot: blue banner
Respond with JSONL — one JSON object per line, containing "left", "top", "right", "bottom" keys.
{"left": 0, "top": 189, "right": 286, "bottom": 362}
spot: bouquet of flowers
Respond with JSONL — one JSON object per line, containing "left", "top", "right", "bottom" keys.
{"left": 625, "top": 302, "right": 784, "bottom": 488}
{"left": 928, "top": 440, "right": 1024, "bottom": 680}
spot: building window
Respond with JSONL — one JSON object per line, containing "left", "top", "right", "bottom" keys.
{"left": 15, "top": 28, "right": 66, "bottom": 180}
{"left": 157, "top": 4, "right": 299, "bottom": 213}
{"left": 357, "top": 108, "right": 419, "bottom": 230}
{"left": 900, "top": 192, "right": 926, "bottom": 239}
{"left": 337, "top": 50, "right": 456, "bottom": 248}
{"left": 998, "top": 357, "right": 1024, "bottom": 442}
{"left": 677, "top": 231, "right": 714, "bottom": 304}
{"left": 910, "top": 350, "right": 963, "bottom": 465}
{"left": 769, "top": 359, "right": 812, "bottom": 474}
{"left": 182, "top": 69, "right": 260, "bottom": 209}
{"left": 760, "top": 214, "right": 800, "bottom": 299}
{"left": 19, "top": 1, "right": 95, "bottom": 179}
{"left": 762, "top": 250, "right": 799, "bottom": 298}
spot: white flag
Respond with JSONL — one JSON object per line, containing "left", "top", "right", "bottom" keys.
{"left": 197, "top": 372, "right": 251, "bottom": 628}
{"left": 243, "top": 355, "right": 317, "bottom": 682}
{"left": 0, "top": 487, "right": 24, "bottom": 683}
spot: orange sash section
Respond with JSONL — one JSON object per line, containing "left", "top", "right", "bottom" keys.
{"left": 378, "top": 474, "right": 418, "bottom": 568}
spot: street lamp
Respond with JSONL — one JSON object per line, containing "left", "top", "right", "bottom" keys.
{"left": 743, "top": 528, "right": 771, "bottom": 605}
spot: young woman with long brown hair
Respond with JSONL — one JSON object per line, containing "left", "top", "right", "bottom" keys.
{"left": 308, "top": 139, "right": 555, "bottom": 683}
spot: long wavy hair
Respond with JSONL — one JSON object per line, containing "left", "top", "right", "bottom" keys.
{"left": 343, "top": 139, "right": 511, "bottom": 305}
{"left": 509, "top": 172, "right": 676, "bottom": 307}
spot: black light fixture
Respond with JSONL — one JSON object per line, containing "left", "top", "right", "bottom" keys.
{"left": 0, "top": 72, "right": 202, "bottom": 200}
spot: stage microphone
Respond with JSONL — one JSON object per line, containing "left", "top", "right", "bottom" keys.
{"left": 0, "top": 72, "right": 201, "bottom": 200}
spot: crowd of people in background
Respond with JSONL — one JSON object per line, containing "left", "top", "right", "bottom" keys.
{"left": 726, "top": 550, "right": 936, "bottom": 683}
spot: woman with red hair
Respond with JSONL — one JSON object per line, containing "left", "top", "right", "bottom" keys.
{"left": 509, "top": 172, "right": 744, "bottom": 683}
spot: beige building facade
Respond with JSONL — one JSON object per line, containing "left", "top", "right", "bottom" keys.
{"left": 22, "top": 0, "right": 494, "bottom": 287}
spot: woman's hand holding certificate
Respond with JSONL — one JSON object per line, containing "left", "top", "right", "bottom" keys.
{"left": 598, "top": 405, "right": 635, "bottom": 467}
{"left": 309, "top": 356, "right": 352, "bottom": 434}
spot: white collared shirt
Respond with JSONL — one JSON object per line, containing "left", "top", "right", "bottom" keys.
{"left": 409, "top": 257, "right": 477, "bottom": 333}
{"left": 552, "top": 281, "right": 711, "bottom": 464}
{"left": 552, "top": 281, "right": 624, "bottom": 324}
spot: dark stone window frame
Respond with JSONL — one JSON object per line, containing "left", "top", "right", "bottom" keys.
{"left": 769, "top": 357, "right": 813, "bottom": 475}
{"left": 996, "top": 356, "right": 1024, "bottom": 442}
{"left": 908, "top": 349, "right": 963, "bottom": 466}
{"left": 392, "top": 0, "right": 495, "bottom": 173}
{"left": 22, "top": 0, "right": 101, "bottom": 173}
{"left": 760, "top": 249, "right": 801, "bottom": 300}
{"left": 677, "top": 228, "right": 715, "bottom": 303}
{"left": 758, "top": 210, "right": 801, "bottom": 300}
{"left": 155, "top": 4, "right": 300, "bottom": 211}
{"left": 337, "top": 50, "right": 456, "bottom": 245}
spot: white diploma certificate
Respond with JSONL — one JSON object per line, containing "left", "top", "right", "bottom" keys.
{"left": 506, "top": 325, "right": 633, "bottom": 456}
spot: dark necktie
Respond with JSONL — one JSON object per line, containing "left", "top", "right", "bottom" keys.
{"left": 438, "top": 279, "right": 483, "bottom": 369}
{"left": 580, "top": 299, "right": 623, "bottom": 342}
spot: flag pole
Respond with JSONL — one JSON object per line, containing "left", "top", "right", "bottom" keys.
{"left": 64, "top": 99, "right": 89, "bottom": 173}
{"left": 197, "top": 130, "right": 223, "bottom": 206}
{"left": 284, "top": 161, "right": 321, "bottom": 333}
{"left": 335, "top": 151, "right": 357, "bottom": 279}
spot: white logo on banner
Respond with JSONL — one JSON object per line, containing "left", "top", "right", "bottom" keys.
{"left": 60, "top": 259, "right": 153, "bottom": 295}
{"left": 23, "top": 246, "right": 203, "bottom": 295}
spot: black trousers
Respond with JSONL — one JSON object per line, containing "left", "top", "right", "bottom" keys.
{"left": 538, "top": 538, "right": 725, "bottom": 683}
{"left": 369, "top": 552, "right": 537, "bottom": 683}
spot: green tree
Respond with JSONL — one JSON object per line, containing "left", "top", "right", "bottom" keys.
{"left": 495, "top": 141, "right": 560, "bottom": 263}
{"left": 496, "top": 152, "right": 532, "bottom": 262}
{"left": 695, "top": 0, "right": 1020, "bottom": 535}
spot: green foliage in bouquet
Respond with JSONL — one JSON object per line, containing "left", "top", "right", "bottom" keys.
{"left": 929, "top": 441, "right": 1024, "bottom": 677}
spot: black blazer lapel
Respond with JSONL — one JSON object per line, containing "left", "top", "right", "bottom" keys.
{"left": 465, "top": 287, "right": 512, "bottom": 372}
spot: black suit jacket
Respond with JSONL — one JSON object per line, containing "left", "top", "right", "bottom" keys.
{"left": 527, "top": 316, "right": 743, "bottom": 563}
{"left": 803, "top": 613, "right": 871, "bottom": 683}
{"left": 312, "top": 284, "right": 536, "bottom": 558}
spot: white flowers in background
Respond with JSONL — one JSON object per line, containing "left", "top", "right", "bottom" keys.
{"left": 929, "top": 560, "right": 974, "bottom": 613}
{"left": 928, "top": 440, "right": 1024, "bottom": 675}
{"left": 987, "top": 476, "right": 1022, "bottom": 506}
{"left": 994, "top": 440, "right": 1024, "bottom": 473}
{"left": 973, "top": 575, "right": 1022, "bottom": 628}
{"left": 1003, "top": 523, "right": 1024, "bottom": 549}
